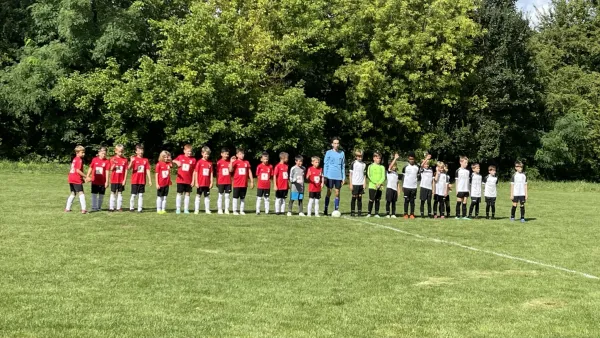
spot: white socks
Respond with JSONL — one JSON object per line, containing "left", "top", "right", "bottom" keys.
{"left": 225, "top": 193, "right": 230, "bottom": 211}
{"left": 66, "top": 194, "right": 75, "bottom": 211}
{"left": 256, "top": 198, "right": 262, "bottom": 213}
{"left": 137, "top": 193, "right": 143, "bottom": 212}
{"left": 162, "top": 196, "right": 167, "bottom": 211}
{"left": 204, "top": 196, "right": 210, "bottom": 212}
{"left": 281, "top": 199, "right": 286, "bottom": 214}
{"left": 110, "top": 194, "right": 116, "bottom": 210}
{"left": 117, "top": 194, "right": 123, "bottom": 210}
{"left": 307, "top": 198, "right": 313, "bottom": 216}
{"left": 195, "top": 195, "right": 201, "bottom": 213}
{"left": 176, "top": 194, "right": 182, "bottom": 211}
{"left": 255, "top": 197, "right": 269, "bottom": 213}
{"left": 314, "top": 199, "right": 319, "bottom": 216}
{"left": 79, "top": 194, "right": 87, "bottom": 211}
{"left": 275, "top": 198, "right": 280, "bottom": 213}
{"left": 233, "top": 198, "right": 238, "bottom": 213}
{"left": 240, "top": 199, "right": 245, "bottom": 213}
{"left": 217, "top": 193, "right": 223, "bottom": 212}
{"left": 307, "top": 198, "right": 319, "bottom": 216}
{"left": 264, "top": 196, "right": 269, "bottom": 214}
{"left": 130, "top": 194, "right": 136, "bottom": 210}
{"left": 184, "top": 195, "right": 190, "bottom": 212}
{"left": 157, "top": 196, "right": 167, "bottom": 212}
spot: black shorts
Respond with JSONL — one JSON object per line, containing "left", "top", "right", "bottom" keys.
{"left": 177, "top": 183, "right": 192, "bottom": 194}
{"left": 309, "top": 192, "right": 321, "bottom": 199}
{"left": 69, "top": 183, "right": 84, "bottom": 193}
{"left": 471, "top": 197, "right": 481, "bottom": 204}
{"left": 457, "top": 191, "right": 470, "bottom": 199}
{"left": 444, "top": 195, "right": 450, "bottom": 202}
{"left": 434, "top": 194, "right": 445, "bottom": 202}
{"left": 131, "top": 184, "right": 146, "bottom": 195}
{"left": 326, "top": 178, "right": 342, "bottom": 190}
{"left": 369, "top": 188, "right": 382, "bottom": 200}
{"left": 512, "top": 196, "right": 526, "bottom": 203}
{"left": 485, "top": 197, "right": 497, "bottom": 204}
{"left": 403, "top": 188, "right": 417, "bottom": 200}
{"left": 91, "top": 184, "right": 106, "bottom": 195}
{"left": 197, "top": 186, "right": 210, "bottom": 197}
{"left": 218, "top": 184, "right": 232, "bottom": 194}
{"left": 420, "top": 187, "right": 432, "bottom": 201}
{"left": 157, "top": 186, "right": 170, "bottom": 197}
{"left": 352, "top": 185, "right": 365, "bottom": 196}
{"left": 256, "top": 189, "right": 270, "bottom": 198}
{"left": 275, "top": 190, "right": 288, "bottom": 199}
{"left": 386, "top": 188, "right": 398, "bottom": 202}
{"left": 111, "top": 183, "right": 125, "bottom": 193}
{"left": 233, "top": 187, "right": 247, "bottom": 199}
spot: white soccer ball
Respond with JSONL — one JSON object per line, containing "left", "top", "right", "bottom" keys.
{"left": 331, "top": 210, "right": 342, "bottom": 218}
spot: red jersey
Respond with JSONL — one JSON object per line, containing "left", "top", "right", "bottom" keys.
{"left": 68, "top": 156, "right": 84, "bottom": 184}
{"left": 231, "top": 159, "right": 251, "bottom": 188}
{"left": 216, "top": 159, "right": 232, "bottom": 185}
{"left": 130, "top": 157, "right": 150, "bottom": 185}
{"left": 307, "top": 167, "right": 323, "bottom": 193}
{"left": 110, "top": 156, "right": 128, "bottom": 184}
{"left": 175, "top": 155, "right": 196, "bottom": 185}
{"left": 90, "top": 157, "right": 111, "bottom": 185}
{"left": 273, "top": 163, "right": 289, "bottom": 190}
{"left": 256, "top": 163, "right": 273, "bottom": 190}
{"left": 195, "top": 159, "right": 213, "bottom": 187}
{"left": 156, "top": 162, "right": 172, "bottom": 188}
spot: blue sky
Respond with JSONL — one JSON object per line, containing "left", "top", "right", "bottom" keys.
{"left": 517, "top": 0, "right": 551, "bottom": 24}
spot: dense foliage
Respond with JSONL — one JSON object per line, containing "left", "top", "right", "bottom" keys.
{"left": 1, "top": 0, "right": 599, "bottom": 180}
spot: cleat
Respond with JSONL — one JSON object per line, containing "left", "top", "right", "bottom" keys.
{"left": 184, "top": 210, "right": 190, "bottom": 214}
{"left": 455, "top": 216, "right": 461, "bottom": 220}
{"left": 224, "top": 209, "right": 230, "bottom": 214}
{"left": 206, "top": 211, "right": 212, "bottom": 215}
{"left": 520, "top": 218, "right": 526, "bottom": 223}
{"left": 409, "top": 215, "right": 415, "bottom": 219}
{"left": 233, "top": 212, "right": 240, "bottom": 215}
{"left": 510, "top": 218, "right": 515, "bottom": 222}
{"left": 386, "top": 215, "right": 391, "bottom": 218}
{"left": 240, "top": 211, "right": 246, "bottom": 215}
{"left": 374, "top": 215, "right": 380, "bottom": 218}
{"left": 403, "top": 215, "right": 409, "bottom": 219}
{"left": 434, "top": 215, "right": 438, "bottom": 219}
{"left": 462, "top": 217, "right": 471, "bottom": 220}
{"left": 176, "top": 209, "right": 181, "bottom": 214}
{"left": 130, "top": 209, "right": 135, "bottom": 212}
{"left": 366, "top": 214, "right": 371, "bottom": 218}
{"left": 350, "top": 213, "right": 355, "bottom": 217}
{"left": 420, "top": 214, "right": 425, "bottom": 218}
{"left": 307, "top": 213, "right": 311, "bottom": 217}
{"left": 218, "top": 210, "right": 224, "bottom": 215}
{"left": 486, "top": 216, "right": 490, "bottom": 219}
{"left": 391, "top": 215, "right": 397, "bottom": 218}
{"left": 65, "top": 209, "right": 71, "bottom": 213}
{"left": 358, "top": 212, "right": 363, "bottom": 217}
{"left": 194, "top": 210, "right": 199, "bottom": 215}
{"left": 137, "top": 210, "right": 143, "bottom": 213}
{"left": 117, "top": 209, "right": 123, "bottom": 212}
{"left": 287, "top": 212, "right": 292, "bottom": 216}
{"left": 81, "top": 210, "right": 88, "bottom": 214}
{"left": 108, "top": 209, "right": 115, "bottom": 212}
{"left": 315, "top": 214, "right": 320, "bottom": 217}
{"left": 299, "top": 213, "right": 306, "bottom": 217}
{"left": 256, "top": 212, "right": 260, "bottom": 215}
{"left": 441, "top": 215, "right": 445, "bottom": 219}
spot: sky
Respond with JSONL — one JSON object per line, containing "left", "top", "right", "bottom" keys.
{"left": 517, "top": 0, "right": 552, "bottom": 25}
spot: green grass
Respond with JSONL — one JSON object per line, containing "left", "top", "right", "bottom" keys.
{"left": 1, "top": 172, "right": 600, "bottom": 337}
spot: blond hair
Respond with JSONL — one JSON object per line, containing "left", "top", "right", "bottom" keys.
{"left": 202, "top": 146, "right": 211, "bottom": 154}
{"left": 158, "top": 151, "right": 170, "bottom": 162}
{"left": 311, "top": 156, "right": 320, "bottom": 162}
{"left": 74, "top": 145, "right": 85, "bottom": 153}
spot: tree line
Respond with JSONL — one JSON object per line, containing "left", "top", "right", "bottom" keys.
{"left": 1, "top": 0, "right": 599, "bottom": 180}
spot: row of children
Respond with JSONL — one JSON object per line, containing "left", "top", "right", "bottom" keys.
{"left": 66, "top": 144, "right": 528, "bottom": 221}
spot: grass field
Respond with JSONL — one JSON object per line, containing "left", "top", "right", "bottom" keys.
{"left": 1, "top": 171, "right": 600, "bottom": 337}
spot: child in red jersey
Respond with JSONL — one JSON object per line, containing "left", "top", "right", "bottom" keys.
{"left": 128, "top": 144, "right": 152, "bottom": 212}
{"left": 65, "top": 145, "right": 89, "bottom": 213}
{"left": 255, "top": 152, "right": 273, "bottom": 215}
{"left": 108, "top": 144, "right": 128, "bottom": 211}
{"left": 155, "top": 151, "right": 172, "bottom": 214}
{"left": 273, "top": 152, "right": 289, "bottom": 215}
{"left": 173, "top": 144, "right": 197, "bottom": 214}
{"left": 216, "top": 148, "right": 232, "bottom": 214}
{"left": 306, "top": 156, "right": 324, "bottom": 217}
{"left": 229, "top": 148, "right": 254, "bottom": 215}
{"left": 86, "top": 146, "right": 111, "bottom": 212}
{"left": 194, "top": 146, "right": 213, "bottom": 214}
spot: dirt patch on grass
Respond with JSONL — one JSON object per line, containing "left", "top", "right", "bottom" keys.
{"left": 524, "top": 298, "right": 566, "bottom": 310}
{"left": 415, "top": 277, "right": 454, "bottom": 286}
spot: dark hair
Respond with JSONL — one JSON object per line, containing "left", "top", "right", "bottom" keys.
{"left": 261, "top": 151, "right": 269, "bottom": 158}
{"left": 221, "top": 147, "right": 229, "bottom": 153}
{"left": 135, "top": 144, "right": 144, "bottom": 150}
{"left": 373, "top": 152, "right": 381, "bottom": 158}
{"left": 236, "top": 148, "right": 245, "bottom": 154}
{"left": 295, "top": 155, "right": 303, "bottom": 161}
{"left": 472, "top": 163, "right": 480, "bottom": 168}
{"left": 515, "top": 160, "right": 523, "bottom": 166}
{"left": 332, "top": 137, "right": 340, "bottom": 142}
{"left": 489, "top": 165, "right": 497, "bottom": 171}
{"left": 408, "top": 152, "right": 415, "bottom": 158}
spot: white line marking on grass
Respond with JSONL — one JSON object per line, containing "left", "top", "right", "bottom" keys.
{"left": 344, "top": 217, "right": 599, "bottom": 280}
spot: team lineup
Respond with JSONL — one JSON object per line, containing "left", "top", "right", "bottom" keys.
{"left": 66, "top": 138, "right": 529, "bottom": 222}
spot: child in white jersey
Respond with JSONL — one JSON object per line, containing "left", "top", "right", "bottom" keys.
{"left": 483, "top": 165, "right": 498, "bottom": 219}
{"left": 455, "top": 156, "right": 471, "bottom": 220}
{"left": 402, "top": 152, "right": 420, "bottom": 219}
{"left": 468, "top": 163, "right": 482, "bottom": 219}
{"left": 433, "top": 161, "right": 449, "bottom": 219}
{"left": 349, "top": 150, "right": 366, "bottom": 217}
{"left": 510, "top": 161, "right": 528, "bottom": 222}
{"left": 419, "top": 154, "right": 434, "bottom": 218}
{"left": 386, "top": 153, "right": 401, "bottom": 218}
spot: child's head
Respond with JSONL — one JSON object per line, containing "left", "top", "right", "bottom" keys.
{"left": 295, "top": 155, "right": 303, "bottom": 166}
{"left": 135, "top": 144, "right": 144, "bottom": 157}
{"left": 460, "top": 156, "right": 469, "bottom": 168}
{"left": 158, "top": 150, "right": 170, "bottom": 162}
{"left": 279, "top": 152, "right": 289, "bottom": 163}
{"left": 221, "top": 148, "right": 229, "bottom": 160}
{"left": 261, "top": 151, "right": 269, "bottom": 164}
{"left": 373, "top": 152, "right": 381, "bottom": 164}
{"left": 423, "top": 160, "right": 430, "bottom": 169}
{"left": 437, "top": 161, "right": 445, "bottom": 172}
{"left": 444, "top": 163, "right": 449, "bottom": 172}
{"left": 183, "top": 144, "right": 193, "bottom": 156}
{"left": 202, "top": 146, "right": 211, "bottom": 159}
{"left": 236, "top": 148, "right": 245, "bottom": 160}
{"left": 354, "top": 149, "right": 363, "bottom": 161}
{"left": 472, "top": 163, "right": 480, "bottom": 173}
{"left": 311, "top": 156, "right": 320, "bottom": 167}
{"left": 75, "top": 145, "right": 85, "bottom": 157}
{"left": 114, "top": 144, "right": 124, "bottom": 156}
{"left": 408, "top": 152, "right": 415, "bottom": 165}
{"left": 331, "top": 137, "right": 340, "bottom": 151}
{"left": 488, "top": 165, "right": 496, "bottom": 175}
{"left": 515, "top": 161, "right": 523, "bottom": 173}
{"left": 98, "top": 146, "right": 107, "bottom": 159}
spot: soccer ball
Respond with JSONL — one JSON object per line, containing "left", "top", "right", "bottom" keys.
{"left": 331, "top": 210, "right": 342, "bottom": 218}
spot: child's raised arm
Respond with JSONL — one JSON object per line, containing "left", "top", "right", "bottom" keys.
{"left": 389, "top": 153, "right": 399, "bottom": 171}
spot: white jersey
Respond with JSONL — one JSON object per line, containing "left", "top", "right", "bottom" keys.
{"left": 435, "top": 173, "right": 449, "bottom": 196}
{"left": 402, "top": 164, "right": 419, "bottom": 189}
{"left": 349, "top": 160, "right": 366, "bottom": 185}
{"left": 455, "top": 168, "right": 470, "bottom": 192}
{"left": 483, "top": 174, "right": 498, "bottom": 198}
{"left": 470, "top": 173, "right": 482, "bottom": 198}
{"left": 387, "top": 171, "right": 399, "bottom": 191}
{"left": 511, "top": 172, "right": 527, "bottom": 196}
{"left": 419, "top": 167, "right": 434, "bottom": 190}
